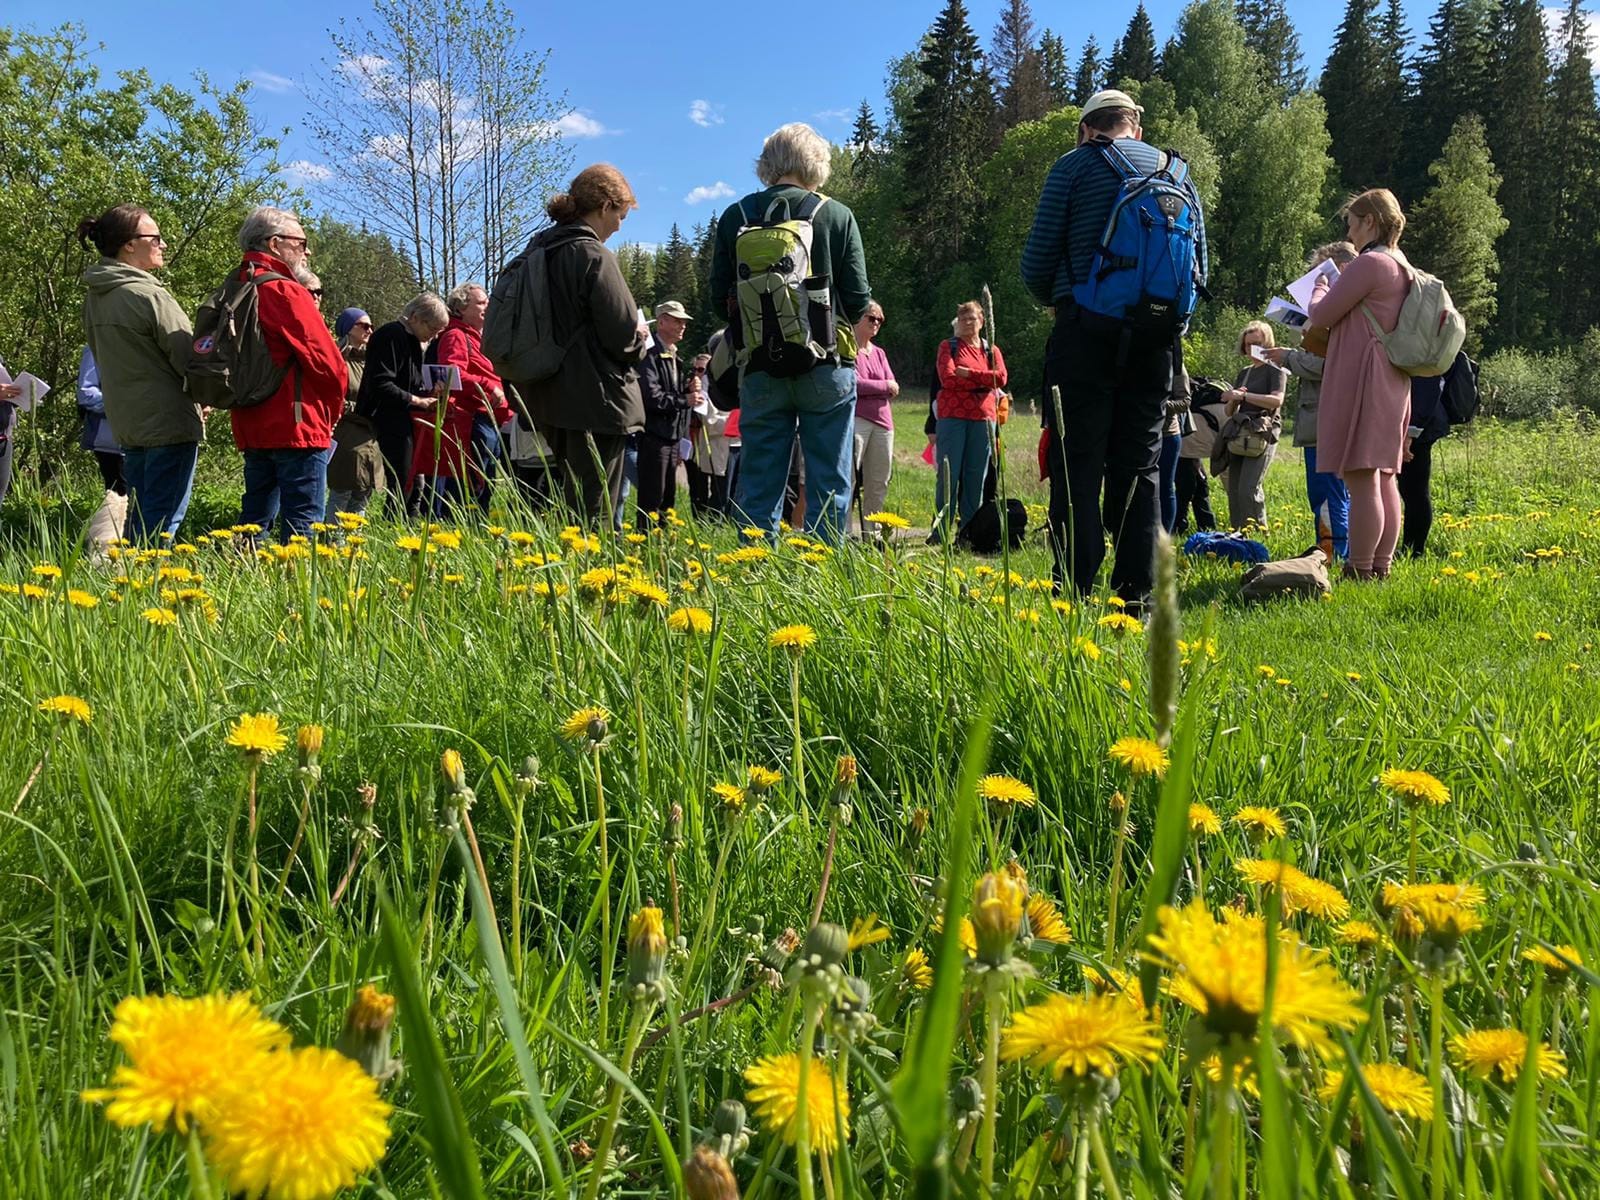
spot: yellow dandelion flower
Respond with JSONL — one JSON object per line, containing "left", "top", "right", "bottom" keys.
{"left": 1147, "top": 901, "right": 1363, "bottom": 1051}
{"left": 846, "top": 914, "right": 891, "bottom": 952}
{"left": 864, "top": 511, "right": 910, "bottom": 530}
{"left": 1108, "top": 737, "right": 1169, "bottom": 779}
{"left": 560, "top": 706, "right": 611, "bottom": 744}
{"left": 1234, "top": 806, "right": 1287, "bottom": 840}
{"left": 900, "top": 947, "right": 933, "bottom": 991}
{"left": 67, "top": 589, "right": 100, "bottom": 609}
{"left": 626, "top": 577, "right": 670, "bottom": 608}
{"left": 1097, "top": 612, "right": 1145, "bottom": 636}
{"left": 667, "top": 606, "right": 713, "bottom": 635}
{"left": 1073, "top": 635, "right": 1102, "bottom": 661}
{"left": 1380, "top": 881, "right": 1486, "bottom": 912}
{"left": 141, "top": 607, "right": 178, "bottom": 627}
{"left": 1188, "top": 803, "right": 1223, "bottom": 836}
{"left": 81, "top": 993, "right": 290, "bottom": 1132}
{"left": 1451, "top": 1028, "right": 1566, "bottom": 1084}
{"left": 746, "top": 765, "right": 783, "bottom": 794}
{"left": 227, "top": 713, "right": 289, "bottom": 760}
{"left": 395, "top": 535, "right": 423, "bottom": 553}
{"left": 1336, "top": 920, "right": 1384, "bottom": 948}
{"left": 933, "top": 913, "right": 979, "bottom": 958}
{"left": 769, "top": 624, "right": 817, "bottom": 653}
{"left": 1379, "top": 768, "right": 1451, "bottom": 807}
{"left": 1320, "top": 1063, "right": 1433, "bottom": 1120}
{"left": 1235, "top": 859, "right": 1351, "bottom": 921}
{"left": 23, "top": 583, "right": 50, "bottom": 600}
{"left": 1001, "top": 992, "right": 1164, "bottom": 1078}
{"left": 711, "top": 782, "right": 747, "bottom": 814}
{"left": 428, "top": 529, "right": 461, "bottom": 550}
{"left": 1345, "top": 671, "right": 1362, "bottom": 683}
{"left": 203, "top": 1045, "right": 391, "bottom": 1200}
{"left": 32, "top": 563, "right": 63, "bottom": 581}
{"left": 970, "top": 871, "right": 1026, "bottom": 966}
{"left": 1533, "top": 631, "right": 1553, "bottom": 643}
{"left": 39, "top": 694, "right": 93, "bottom": 724}
{"left": 977, "top": 774, "right": 1037, "bottom": 808}
{"left": 1025, "top": 894, "right": 1073, "bottom": 945}
{"left": 743, "top": 1053, "right": 851, "bottom": 1154}
{"left": 1521, "top": 944, "right": 1582, "bottom": 973}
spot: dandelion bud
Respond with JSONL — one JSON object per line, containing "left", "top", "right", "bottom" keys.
{"left": 357, "top": 781, "right": 377, "bottom": 811}
{"left": 798, "top": 922, "right": 849, "bottom": 973}
{"left": 830, "top": 975, "right": 877, "bottom": 1042}
{"left": 441, "top": 748, "right": 466, "bottom": 791}
{"left": 515, "top": 755, "right": 541, "bottom": 798}
{"left": 335, "top": 984, "right": 400, "bottom": 1082}
{"left": 952, "top": 1075, "right": 984, "bottom": 1131}
{"left": 1146, "top": 530, "right": 1179, "bottom": 744}
{"left": 903, "top": 806, "right": 930, "bottom": 863}
{"left": 297, "top": 724, "right": 324, "bottom": 762}
{"left": 1109, "top": 790, "right": 1128, "bottom": 816}
{"left": 664, "top": 803, "right": 684, "bottom": 855}
{"left": 706, "top": 1098, "right": 750, "bottom": 1159}
{"left": 834, "top": 755, "right": 858, "bottom": 789}
{"left": 626, "top": 905, "right": 669, "bottom": 1000}
{"left": 683, "top": 1145, "right": 741, "bottom": 1200}
{"left": 970, "top": 871, "right": 1025, "bottom": 968}
{"left": 755, "top": 928, "right": 800, "bottom": 987}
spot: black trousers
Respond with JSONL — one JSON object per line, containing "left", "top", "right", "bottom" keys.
{"left": 544, "top": 426, "right": 629, "bottom": 530}
{"left": 634, "top": 432, "right": 678, "bottom": 528}
{"left": 1174, "top": 457, "right": 1215, "bottom": 533}
{"left": 686, "top": 461, "right": 728, "bottom": 518}
{"left": 1042, "top": 316, "right": 1172, "bottom": 602}
{"left": 94, "top": 451, "right": 127, "bottom": 494}
{"left": 1398, "top": 438, "right": 1434, "bottom": 557}
{"left": 375, "top": 425, "right": 413, "bottom": 520}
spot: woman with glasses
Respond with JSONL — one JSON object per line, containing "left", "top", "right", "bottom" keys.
{"left": 851, "top": 300, "right": 897, "bottom": 531}
{"left": 78, "top": 203, "right": 204, "bottom": 542}
{"left": 932, "top": 301, "right": 1007, "bottom": 543}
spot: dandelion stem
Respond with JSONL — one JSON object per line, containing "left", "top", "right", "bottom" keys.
{"left": 245, "top": 760, "right": 263, "bottom": 963}
{"left": 1072, "top": 1111, "right": 1091, "bottom": 1200}
{"left": 184, "top": 1124, "right": 216, "bottom": 1200}
{"left": 794, "top": 1003, "right": 822, "bottom": 1200}
{"left": 1408, "top": 807, "right": 1420, "bottom": 883}
{"left": 685, "top": 827, "right": 736, "bottom": 992}
{"left": 460, "top": 804, "right": 497, "bottom": 933}
{"left": 1429, "top": 974, "right": 1447, "bottom": 1200}
{"left": 273, "top": 780, "right": 315, "bottom": 904}
{"left": 1210, "top": 1046, "right": 1238, "bottom": 1200}
{"left": 511, "top": 786, "right": 525, "bottom": 985}
{"left": 811, "top": 812, "right": 839, "bottom": 927}
{"left": 592, "top": 742, "right": 613, "bottom": 1051}
{"left": 789, "top": 656, "right": 807, "bottom": 811}
{"left": 978, "top": 975, "right": 1005, "bottom": 1194}
{"left": 1107, "top": 811, "right": 1128, "bottom": 953}
{"left": 1088, "top": 1114, "right": 1124, "bottom": 1200}
{"left": 580, "top": 1000, "right": 654, "bottom": 1200}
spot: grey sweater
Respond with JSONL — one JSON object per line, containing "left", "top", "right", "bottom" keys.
{"left": 1281, "top": 348, "right": 1325, "bottom": 448}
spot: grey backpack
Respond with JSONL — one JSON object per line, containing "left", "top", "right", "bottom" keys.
{"left": 187, "top": 264, "right": 293, "bottom": 409}
{"left": 482, "top": 235, "right": 565, "bottom": 385}
{"left": 1240, "top": 551, "right": 1331, "bottom": 601}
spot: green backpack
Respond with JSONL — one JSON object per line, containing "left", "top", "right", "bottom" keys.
{"left": 730, "top": 192, "right": 837, "bottom": 377}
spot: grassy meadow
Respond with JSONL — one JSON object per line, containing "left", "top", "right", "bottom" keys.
{"left": 0, "top": 410, "right": 1597, "bottom": 1199}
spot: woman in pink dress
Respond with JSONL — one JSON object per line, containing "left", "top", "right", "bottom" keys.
{"left": 1308, "top": 189, "right": 1412, "bottom": 580}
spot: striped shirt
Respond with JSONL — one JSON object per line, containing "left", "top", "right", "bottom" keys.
{"left": 1020, "top": 137, "right": 1208, "bottom": 309}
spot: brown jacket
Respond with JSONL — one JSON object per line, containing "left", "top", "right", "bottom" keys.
{"left": 519, "top": 221, "right": 648, "bottom": 436}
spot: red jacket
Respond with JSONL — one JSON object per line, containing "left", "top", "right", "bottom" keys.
{"left": 435, "top": 318, "right": 510, "bottom": 426}
{"left": 227, "top": 252, "right": 346, "bottom": 451}
{"left": 936, "top": 338, "right": 1008, "bottom": 422}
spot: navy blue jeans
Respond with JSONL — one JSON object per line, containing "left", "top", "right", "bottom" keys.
{"left": 1158, "top": 432, "right": 1183, "bottom": 533}
{"left": 470, "top": 414, "right": 503, "bottom": 513}
{"left": 123, "top": 442, "right": 200, "bottom": 543}
{"left": 734, "top": 366, "right": 856, "bottom": 544}
{"left": 240, "top": 448, "right": 328, "bottom": 542}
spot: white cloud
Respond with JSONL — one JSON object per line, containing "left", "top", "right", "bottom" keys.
{"left": 688, "top": 99, "right": 724, "bottom": 127}
{"left": 247, "top": 69, "right": 296, "bottom": 94}
{"left": 813, "top": 107, "right": 851, "bottom": 123}
{"left": 281, "top": 159, "right": 335, "bottom": 186}
{"left": 542, "top": 110, "right": 613, "bottom": 139}
{"left": 684, "top": 181, "right": 735, "bottom": 205}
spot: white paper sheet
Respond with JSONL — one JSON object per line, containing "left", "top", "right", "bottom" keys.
{"left": 422, "top": 364, "right": 461, "bottom": 393}
{"left": 1285, "top": 258, "right": 1339, "bottom": 313}
{"left": 1264, "top": 296, "right": 1308, "bottom": 327}
{"left": 0, "top": 367, "right": 50, "bottom": 412}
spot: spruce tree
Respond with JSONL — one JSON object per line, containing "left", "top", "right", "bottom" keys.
{"left": 1073, "top": 36, "right": 1103, "bottom": 104}
{"left": 1405, "top": 0, "right": 1494, "bottom": 202}
{"left": 849, "top": 101, "right": 881, "bottom": 173}
{"left": 1544, "top": 0, "right": 1600, "bottom": 334}
{"left": 900, "top": 0, "right": 994, "bottom": 274}
{"left": 993, "top": 0, "right": 1051, "bottom": 128}
{"left": 654, "top": 223, "right": 697, "bottom": 310}
{"left": 1109, "top": 3, "right": 1159, "bottom": 84}
{"left": 1485, "top": 0, "right": 1552, "bottom": 344}
{"left": 1162, "top": 0, "right": 1268, "bottom": 157}
{"left": 1320, "top": 0, "right": 1405, "bottom": 190}
{"left": 1038, "top": 30, "right": 1072, "bottom": 106}
{"left": 1407, "top": 115, "right": 1507, "bottom": 349}
{"left": 1237, "top": 0, "right": 1307, "bottom": 94}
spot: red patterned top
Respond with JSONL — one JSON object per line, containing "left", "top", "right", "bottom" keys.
{"left": 935, "top": 337, "right": 1008, "bottom": 422}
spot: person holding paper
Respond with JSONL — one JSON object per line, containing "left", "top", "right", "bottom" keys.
{"left": 0, "top": 359, "right": 20, "bottom": 510}
{"left": 1307, "top": 189, "right": 1412, "bottom": 582}
{"left": 1263, "top": 241, "right": 1356, "bottom": 561}
{"left": 355, "top": 292, "right": 451, "bottom": 516}
{"left": 224, "top": 207, "right": 349, "bottom": 541}
{"left": 78, "top": 203, "right": 203, "bottom": 541}
{"left": 1214, "top": 321, "right": 1287, "bottom": 531}
{"left": 635, "top": 299, "right": 694, "bottom": 529}
{"left": 437, "top": 282, "right": 510, "bottom": 514}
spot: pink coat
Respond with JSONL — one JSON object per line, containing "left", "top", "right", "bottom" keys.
{"left": 1307, "top": 249, "right": 1411, "bottom": 474}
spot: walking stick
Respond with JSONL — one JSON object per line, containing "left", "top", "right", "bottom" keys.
{"left": 981, "top": 285, "right": 1012, "bottom": 614}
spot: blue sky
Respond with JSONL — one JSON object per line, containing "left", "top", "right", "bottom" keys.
{"left": 10, "top": 0, "right": 1596, "bottom": 247}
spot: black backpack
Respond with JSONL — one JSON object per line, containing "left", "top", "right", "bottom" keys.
{"left": 957, "top": 498, "right": 1027, "bottom": 555}
{"left": 187, "top": 263, "right": 294, "bottom": 409}
{"left": 1441, "top": 352, "right": 1479, "bottom": 425}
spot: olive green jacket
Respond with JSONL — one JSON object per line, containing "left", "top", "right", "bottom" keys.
{"left": 81, "top": 260, "right": 203, "bottom": 447}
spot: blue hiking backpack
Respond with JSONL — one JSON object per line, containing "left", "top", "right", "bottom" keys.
{"left": 1072, "top": 142, "right": 1206, "bottom": 332}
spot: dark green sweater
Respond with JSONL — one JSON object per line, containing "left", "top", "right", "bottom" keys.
{"left": 708, "top": 185, "right": 872, "bottom": 326}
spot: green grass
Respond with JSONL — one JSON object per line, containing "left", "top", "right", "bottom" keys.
{"left": 0, "top": 414, "right": 1597, "bottom": 1198}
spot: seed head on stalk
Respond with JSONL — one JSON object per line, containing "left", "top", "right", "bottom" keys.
{"left": 1146, "top": 530, "right": 1180, "bottom": 746}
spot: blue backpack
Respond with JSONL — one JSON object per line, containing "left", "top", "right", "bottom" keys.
{"left": 1182, "top": 532, "right": 1269, "bottom": 564}
{"left": 1072, "top": 142, "right": 1206, "bottom": 331}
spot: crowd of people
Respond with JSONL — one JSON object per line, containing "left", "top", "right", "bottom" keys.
{"left": 0, "top": 93, "right": 1470, "bottom": 607}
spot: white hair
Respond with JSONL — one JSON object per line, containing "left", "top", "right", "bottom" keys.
{"left": 402, "top": 292, "right": 449, "bottom": 330}
{"left": 295, "top": 266, "right": 321, "bottom": 288}
{"left": 238, "top": 206, "right": 302, "bottom": 252}
{"left": 755, "top": 123, "right": 832, "bottom": 189}
{"left": 445, "top": 282, "right": 486, "bottom": 315}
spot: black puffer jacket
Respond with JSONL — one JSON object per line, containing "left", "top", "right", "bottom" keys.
{"left": 519, "top": 222, "right": 648, "bottom": 436}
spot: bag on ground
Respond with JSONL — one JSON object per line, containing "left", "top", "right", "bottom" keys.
{"left": 1182, "top": 531, "right": 1269, "bottom": 563}
{"left": 187, "top": 265, "right": 292, "bottom": 409}
{"left": 482, "top": 237, "right": 565, "bottom": 385}
{"left": 957, "top": 497, "right": 1028, "bottom": 555}
{"left": 1362, "top": 250, "right": 1467, "bottom": 377}
{"left": 1241, "top": 550, "right": 1331, "bottom": 601}
{"left": 728, "top": 193, "right": 836, "bottom": 377}
{"left": 1072, "top": 144, "right": 1206, "bottom": 331}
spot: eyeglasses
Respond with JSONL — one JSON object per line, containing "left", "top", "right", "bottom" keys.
{"left": 308, "top": 288, "right": 323, "bottom": 298}
{"left": 355, "top": 321, "right": 373, "bottom": 330}
{"left": 273, "top": 234, "right": 309, "bottom": 248}
{"left": 865, "top": 315, "right": 884, "bottom": 326}
{"left": 129, "top": 234, "right": 168, "bottom": 247}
